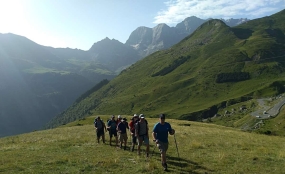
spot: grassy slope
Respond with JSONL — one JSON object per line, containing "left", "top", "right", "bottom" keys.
{"left": 2, "top": 115, "right": 285, "bottom": 173}
{"left": 209, "top": 95, "right": 285, "bottom": 132}
{"left": 255, "top": 106, "right": 285, "bottom": 136}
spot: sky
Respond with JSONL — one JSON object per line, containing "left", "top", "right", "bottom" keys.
{"left": 0, "top": 0, "right": 284, "bottom": 51}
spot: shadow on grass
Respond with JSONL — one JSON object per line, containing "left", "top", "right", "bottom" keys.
{"left": 168, "top": 155, "right": 214, "bottom": 174}
{"left": 150, "top": 150, "right": 214, "bottom": 174}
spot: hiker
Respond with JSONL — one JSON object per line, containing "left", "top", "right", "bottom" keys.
{"left": 117, "top": 117, "right": 128, "bottom": 150}
{"left": 135, "top": 114, "right": 150, "bottom": 157}
{"left": 152, "top": 114, "right": 175, "bottom": 171}
{"left": 116, "top": 115, "right": 123, "bottom": 125}
{"left": 122, "top": 117, "right": 129, "bottom": 130}
{"left": 94, "top": 116, "right": 107, "bottom": 144}
{"left": 107, "top": 115, "right": 118, "bottom": 146}
{"left": 129, "top": 114, "right": 139, "bottom": 151}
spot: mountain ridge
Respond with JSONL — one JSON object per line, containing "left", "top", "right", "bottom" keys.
{"left": 0, "top": 14, "right": 263, "bottom": 137}
{"left": 47, "top": 10, "right": 285, "bottom": 129}
{"left": 125, "top": 16, "right": 249, "bottom": 57}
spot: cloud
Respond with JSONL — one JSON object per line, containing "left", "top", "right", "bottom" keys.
{"left": 154, "top": 0, "right": 285, "bottom": 25}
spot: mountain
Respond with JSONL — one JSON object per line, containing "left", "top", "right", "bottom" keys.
{"left": 88, "top": 37, "right": 140, "bottom": 73}
{"left": 221, "top": 18, "right": 249, "bottom": 27}
{"left": 0, "top": 14, "right": 252, "bottom": 137}
{"left": 47, "top": 9, "right": 285, "bottom": 128}
{"left": 125, "top": 16, "right": 249, "bottom": 57}
{"left": 0, "top": 33, "right": 118, "bottom": 137}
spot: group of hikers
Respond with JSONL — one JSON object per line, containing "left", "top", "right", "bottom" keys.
{"left": 94, "top": 113, "right": 175, "bottom": 171}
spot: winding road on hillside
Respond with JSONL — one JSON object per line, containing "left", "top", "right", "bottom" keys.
{"left": 251, "top": 95, "right": 285, "bottom": 119}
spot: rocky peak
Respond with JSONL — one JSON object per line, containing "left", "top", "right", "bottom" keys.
{"left": 176, "top": 16, "right": 206, "bottom": 34}
{"left": 221, "top": 18, "right": 250, "bottom": 27}
{"left": 125, "top": 26, "right": 152, "bottom": 48}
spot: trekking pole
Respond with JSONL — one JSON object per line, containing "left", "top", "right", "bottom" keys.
{"left": 174, "top": 134, "right": 182, "bottom": 172}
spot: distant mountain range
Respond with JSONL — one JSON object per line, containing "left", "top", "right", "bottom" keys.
{"left": 125, "top": 16, "right": 249, "bottom": 57}
{"left": 46, "top": 9, "right": 285, "bottom": 129}
{"left": 0, "top": 15, "right": 250, "bottom": 137}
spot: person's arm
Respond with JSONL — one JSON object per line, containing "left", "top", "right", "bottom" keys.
{"left": 135, "top": 123, "right": 138, "bottom": 137}
{"left": 129, "top": 122, "right": 133, "bottom": 135}
{"left": 107, "top": 121, "right": 110, "bottom": 129}
{"left": 94, "top": 121, "right": 98, "bottom": 131}
{"left": 152, "top": 132, "right": 157, "bottom": 141}
{"left": 146, "top": 124, "right": 149, "bottom": 137}
{"left": 152, "top": 124, "right": 158, "bottom": 143}
{"left": 103, "top": 122, "right": 107, "bottom": 131}
{"left": 168, "top": 123, "right": 172, "bottom": 133}
{"left": 117, "top": 123, "right": 121, "bottom": 133}
{"left": 168, "top": 123, "right": 175, "bottom": 135}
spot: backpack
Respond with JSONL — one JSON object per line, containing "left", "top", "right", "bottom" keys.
{"left": 136, "top": 119, "right": 148, "bottom": 136}
{"left": 129, "top": 121, "right": 136, "bottom": 133}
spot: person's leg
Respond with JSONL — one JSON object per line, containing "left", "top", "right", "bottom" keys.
{"left": 96, "top": 131, "right": 100, "bottom": 143}
{"left": 109, "top": 131, "right": 113, "bottom": 145}
{"left": 102, "top": 133, "right": 105, "bottom": 143}
{"left": 115, "top": 132, "right": 118, "bottom": 146}
{"left": 131, "top": 135, "right": 136, "bottom": 151}
{"left": 161, "top": 151, "right": 166, "bottom": 163}
{"left": 157, "top": 142, "right": 168, "bottom": 170}
{"left": 123, "top": 134, "right": 127, "bottom": 150}
{"left": 119, "top": 133, "right": 123, "bottom": 148}
{"left": 137, "top": 137, "right": 142, "bottom": 155}
{"left": 161, "top": 151, "right": 167, "bottom": 170}
{"left": 99, "top": 130, "right": 105, "bottom": 143}
{"left": 124, "top": 140, "right": 127, "bottom": 149}
{"left": 144, "top": 136, "right": 150, "bottom": 157}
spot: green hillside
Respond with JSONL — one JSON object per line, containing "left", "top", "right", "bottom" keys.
{"left": 47, "top": 9, "right": 285, "bottom": 129}
{"left": 2, "top": 116, "right": 285, "bottom": 173}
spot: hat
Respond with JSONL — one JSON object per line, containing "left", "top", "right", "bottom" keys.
{"left": 122, "top": 118, "right": 127, "bottom": 121}
{"left": 133, "top": 114, "right": 138, "bottom": 117}
{"left": 139, "top": 114, "right": 145, "bottom": 119}
{"left": 111, "top": 115, "right": 115, "bottom": 118}
{"left": 118, "top": 115, "right": 122, "bottom": 119}
{"left": 96, "top": 116, "right": 101, "bottom": 119}
{"left": 159, "top": 114, "right": 166, "bottom": 119}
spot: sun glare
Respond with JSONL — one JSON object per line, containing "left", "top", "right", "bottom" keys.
{"left": 0, "top": 1, "right": 27, "bottom": 33}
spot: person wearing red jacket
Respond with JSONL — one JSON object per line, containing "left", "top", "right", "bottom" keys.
{"left": 129, "top": 114, "right": 139, "bottom": 151}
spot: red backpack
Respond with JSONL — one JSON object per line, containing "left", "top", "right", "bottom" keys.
{"left": 129, "top": 120, "right": 135, "bottom": 133}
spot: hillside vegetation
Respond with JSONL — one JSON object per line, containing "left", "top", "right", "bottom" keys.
{"left": 2, "top": 116, "right": 285, "bottom": 173}
{"left": 47, "top": 9, "right": 285, "bottom": 129}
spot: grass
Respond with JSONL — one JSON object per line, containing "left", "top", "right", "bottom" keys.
{"left": 2, "top": 115, "right": 285, "bottom": 173}
{"left": 23, "top": 66, "right": 69, "bottom": 74}
{"left": 255, "top": 106, "right": 285, "bottom": 136}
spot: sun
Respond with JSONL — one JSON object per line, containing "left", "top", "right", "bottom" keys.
{"left": 0, "top": 0, "right": 27, "bottom": 33}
